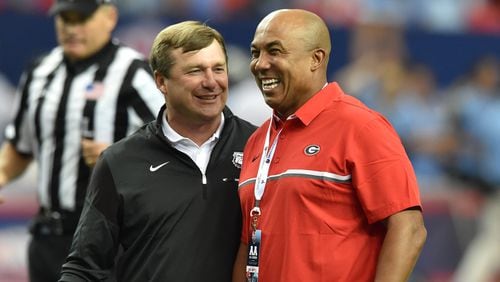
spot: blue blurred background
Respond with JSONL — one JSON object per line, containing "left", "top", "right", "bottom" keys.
{"left": 1, "top": 0, "right": 499, "bottom": 281}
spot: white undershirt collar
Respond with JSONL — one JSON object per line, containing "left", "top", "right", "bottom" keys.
{"left": 161, "top": 113, "right": 224, "bottom": 174}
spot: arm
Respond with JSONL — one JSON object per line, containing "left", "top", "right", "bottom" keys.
{"left": 232, "top": 242, "right": 248, "bottom": 282}
{"left": 59, "top": 156, "right": 121, "bottom": 281}
{"left": 375, "top": 208, "right": 427, "bottom": 282}
{"left": 0, "top": 142, "right": 32, "bottom": 203}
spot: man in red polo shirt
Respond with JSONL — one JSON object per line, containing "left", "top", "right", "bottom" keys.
{"left": 232, "top": 9, "right": 427, "bottom": 282}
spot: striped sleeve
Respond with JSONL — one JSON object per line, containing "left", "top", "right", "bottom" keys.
{"left": 114, "top": 58, "right": 164, "bottom": 140}
{"left": 6, "top": 66, "right": 37, "bottom": 155}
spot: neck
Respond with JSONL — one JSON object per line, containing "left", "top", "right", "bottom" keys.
{"left": 278, "top": 81, "right": 327, "bottom": 118}
{"left": 274, "top": 111, "right": 289, "bottom": 121}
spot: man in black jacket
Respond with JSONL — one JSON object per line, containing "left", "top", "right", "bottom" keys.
{"left": 59, "top": 21, "right": 257, "bottom": 281}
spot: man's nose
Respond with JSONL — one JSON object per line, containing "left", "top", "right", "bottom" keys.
{"left": 202, "top": 70, "right": 217, "bottom": 88}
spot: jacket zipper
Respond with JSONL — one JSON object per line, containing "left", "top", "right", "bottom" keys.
{"left": 202, "top": 173, "right": 207, "bottom": 199}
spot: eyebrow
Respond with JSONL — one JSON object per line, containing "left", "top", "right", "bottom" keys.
{"left": 251, "top": 40, "right": 283, "bottom": 49}
{"left": 183, "top": 61, "right": 226, "bottom": 70}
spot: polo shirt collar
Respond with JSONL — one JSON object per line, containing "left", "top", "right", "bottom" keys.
{"left": 292, "top": 82, "right": 343, "bottom": 126}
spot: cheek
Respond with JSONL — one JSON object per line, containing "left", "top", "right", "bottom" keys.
{"left": 210, "top": 72, "right": 228, "bottom": 88}
{"left": 218, "top": 76, "right": 229, "bottom": 88}
{"left": 55, "top": 24, "right": 65, "bottom": 39}
{"left": 221, "top": 93, "right": 228, "bottom": 104}
{"left": 249, "top": 62, "right": 257, "bottom": 74}
{"left": 167, "top": 80, "right": 193, "bottom": 96}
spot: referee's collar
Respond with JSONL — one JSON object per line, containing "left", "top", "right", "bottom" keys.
{"left": 64, "top": 39, "right": 117, "bottom": 74}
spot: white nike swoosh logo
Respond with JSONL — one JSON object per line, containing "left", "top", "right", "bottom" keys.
{"left": 149, "top": 161, "right": 170, "bottom": 172}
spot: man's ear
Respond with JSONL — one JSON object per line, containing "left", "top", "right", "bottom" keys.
{"left": 311, "top": 48, "right": 326, "bottom": 71}
{"left": 103, "top": 5, "right": 118, "bottom": 32}
{"left": 154, "top": 71, "right": 167, "bottom": 94}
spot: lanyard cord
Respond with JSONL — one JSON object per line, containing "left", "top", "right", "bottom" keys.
{"left": 251, "top": 118, "right": 283, "bottom": 219}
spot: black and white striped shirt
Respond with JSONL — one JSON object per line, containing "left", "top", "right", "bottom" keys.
{"left": 5, "top": 40, "right": 164, "bottom": 212}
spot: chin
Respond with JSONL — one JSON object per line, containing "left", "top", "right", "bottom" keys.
{"left": 263, "top": 95, "right": 278, "bottom": 105}
{"left": 64, "top": 51, "right": 82, "bottom": 61}
{"left": 64, "top": 46, "right": 89, "bottom": 59}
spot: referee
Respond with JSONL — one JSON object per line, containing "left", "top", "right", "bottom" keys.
{"left": 0, "top": 0, "right": 164, "bottom": 281}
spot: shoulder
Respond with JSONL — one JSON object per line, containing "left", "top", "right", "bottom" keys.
{"left": 102, "top": 43, "right": 154, "bottom": 85}
{"left": 115, "top": 45, "right": 146, "bottom": 60}
{"left": 107, "top": 42, "right": 150, "bottom": 71}
{"left": 113, "top": 42, "right": 148, "bottom": 64}
{"left": 28, "top": 47, "right": 64, "bottom": 77}
{"left": 327, "top": 91, "right": 391, "bottom": 130}
{"left": 329, "top": 96, "right": 403, "bottom": 152}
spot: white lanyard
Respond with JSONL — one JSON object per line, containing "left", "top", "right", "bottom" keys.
{"left": 251, "top": 118, "right": 284, "bottom": 216}
{"left": 246, "top": 117, "right": 285, "bottom": 281}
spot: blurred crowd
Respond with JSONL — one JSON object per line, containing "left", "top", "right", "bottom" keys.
{"left": 2, "top": 0, "right": 500, "bottom": 35}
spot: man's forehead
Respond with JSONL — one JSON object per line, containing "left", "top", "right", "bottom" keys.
{"left": 173, "top": 43, "right": 226, "bottom": 64}
{"left": 251, "top": 24, "right": 294, "bottom": 49}
{"left": 253, "top": 18, "right": 300, "bottom": 41}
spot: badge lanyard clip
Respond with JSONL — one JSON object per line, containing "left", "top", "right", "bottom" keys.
{"left": 246, "top": 120, "right": 283, "bottom": 281}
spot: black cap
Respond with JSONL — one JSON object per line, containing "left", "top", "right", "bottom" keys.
{"left": 49, "top": 0, "right": 114, "bottom": 16}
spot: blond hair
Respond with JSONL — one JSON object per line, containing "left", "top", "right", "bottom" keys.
{"left": 150, "top": 21, "right": 227, "bottom": 78}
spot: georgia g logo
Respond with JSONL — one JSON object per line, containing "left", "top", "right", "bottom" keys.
{"left": 304, "top": 144, "right": 320, "bottom": 156}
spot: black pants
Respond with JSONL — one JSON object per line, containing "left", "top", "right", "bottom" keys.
{"left": 28, "top": 233, "right": 74, "bottom": 282}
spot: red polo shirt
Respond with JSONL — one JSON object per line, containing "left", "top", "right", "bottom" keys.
{"left": 239, "top": 82, "right": 422, "bottom": 281}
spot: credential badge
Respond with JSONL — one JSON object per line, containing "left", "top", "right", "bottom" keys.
{"left": 232, "top": 152, "right": 243, "bottom": 168}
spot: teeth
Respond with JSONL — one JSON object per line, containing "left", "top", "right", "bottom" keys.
{"left": 198, "top": 95, "right": 217, "bottom": 100}
{"left": 262, "top": 78, "right": 278, "bottom": 84}
{"left": 261, "top": 79, "right": 279, "bottom": 90}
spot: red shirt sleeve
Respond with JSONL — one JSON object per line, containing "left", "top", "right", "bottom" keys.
{"left": 347, "top": 115, "right": 422, "bottom": 224}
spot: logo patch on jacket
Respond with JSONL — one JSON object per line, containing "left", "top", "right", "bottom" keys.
{"left": 304, "top": 145, "right": 320, "bottom": 156}
{"left": 232, "top": 152, "right": 243, "bottom": 168}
